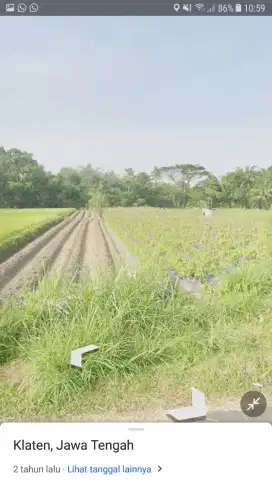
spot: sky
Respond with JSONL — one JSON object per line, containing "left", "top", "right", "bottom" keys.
{"left": 0, "top": 17, "right": 271, "bottom": 177}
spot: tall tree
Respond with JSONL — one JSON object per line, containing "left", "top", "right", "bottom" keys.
{"left": 1, "top": 144, "right": 271, "bottom": 210}
{"left": 221, "top": 166, "right": 259, "bottom": 208}
{"left": 151, "top": 164, "right": 209, "bottom": 207}
{"left": 196, "top": 174, "right": 223, "bottom": 208}
{"left": 249, "top": 169, "right": 272, "bottom": 209}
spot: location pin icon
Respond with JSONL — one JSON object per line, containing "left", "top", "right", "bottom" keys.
{"left": 173, "top": 3, "right": 181, "bottom": 11}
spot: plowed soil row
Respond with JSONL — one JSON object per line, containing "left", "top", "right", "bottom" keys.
{"left": 0, "top": 210, "right": 135, "bottom": 300}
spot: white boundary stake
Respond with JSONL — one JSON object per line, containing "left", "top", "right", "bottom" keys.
{"left": 70, "top": 345, "right": 99, "bottom": 368}
{"left": 166, "top": 387, "right": 206, "bottom": 422}
{"left": 202, "top": 208, "right": 214, "bottom": 216}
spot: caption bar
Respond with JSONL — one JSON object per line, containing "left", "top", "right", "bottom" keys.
{"left": 1, "top": 422, "right": 271, "bottom": 482}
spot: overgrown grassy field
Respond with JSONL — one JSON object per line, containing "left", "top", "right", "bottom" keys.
{"left": 1, "top": 208, "right": 272, "bottom": 421}
{"left": 0, "top": 208, "right": 74, "bottom": 261}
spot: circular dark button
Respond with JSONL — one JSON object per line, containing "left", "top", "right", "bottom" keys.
{"left": 240, "top": 391, "right": 267, "bottom": 417}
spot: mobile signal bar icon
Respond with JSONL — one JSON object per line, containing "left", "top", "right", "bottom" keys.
{"left": 207, "top": 4, "right": 216, "bottom": 12}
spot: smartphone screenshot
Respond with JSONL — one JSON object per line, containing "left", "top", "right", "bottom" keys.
{"left": 0, "top": 1, "right": 271, "bottom": 482}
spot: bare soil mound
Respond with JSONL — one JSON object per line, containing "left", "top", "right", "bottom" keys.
{"left": 0, "top": 211, "right": 136, "bottom": 300}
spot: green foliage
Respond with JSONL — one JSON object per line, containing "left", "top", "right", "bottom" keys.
{"left": 0, "top": 146, "right": 271, "bottom": 210}
{"left": 0, "top": 208, "right": 73, "bottom": 262}
{"left": 1, "top": 208, "right": 272, "bottom": 418}
{"left": 88, "top": 189, "right": 106, "bottom": 217}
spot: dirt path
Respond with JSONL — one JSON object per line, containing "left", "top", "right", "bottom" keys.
{"left": 62, "top": 394, "right": 272, "bottom": 423}
{"left": 0, "top": 210, "right": 135, "bottom": 300}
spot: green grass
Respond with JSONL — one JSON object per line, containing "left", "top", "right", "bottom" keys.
{"left": 0, "top": 208, "right": 272, "bottom": 421}
{"left": 0, "top": 208, "right": 74, "bottom": 262}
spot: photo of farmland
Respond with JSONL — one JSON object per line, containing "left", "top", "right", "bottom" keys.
{"left": 0, "top": 18, "right": 271, "bottom": 422}
{"left": 1, "top": 147, "right": 271, "bottom": 422}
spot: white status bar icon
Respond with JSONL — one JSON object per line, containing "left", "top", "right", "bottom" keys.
{"left": 173, "top": 3, "right": 181, "bottom": 11}
{"left": 18, "top": 3, "right": 27, "bottom": 12}
{"left": 235, "top": 3, "right": 242, "bottom": 11}
{"left": 29, "top": 3, "right": 39, "bottom": 12}
{"left": 5, "top": 3, "right": 15, "bottom": 11}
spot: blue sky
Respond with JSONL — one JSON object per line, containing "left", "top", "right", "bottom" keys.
{"left": 0, "top": 17, "right": 271, "bottom": 176}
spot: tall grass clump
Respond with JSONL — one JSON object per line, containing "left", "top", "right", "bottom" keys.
{"left": 88, "top": 189, "right": 106, "bottom": 218}
{"left": 1, "top": 259, "right": 272, "bottom": 419}
{"left": 1, "top": 208, "right": 272, "bottom": 420}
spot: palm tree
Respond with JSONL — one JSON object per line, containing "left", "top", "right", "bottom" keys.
{"left": 238, "top": 166, "right": 259, "bottom": 208}
{"left": 250, "top": 174, "right": 272, "bottom": 209}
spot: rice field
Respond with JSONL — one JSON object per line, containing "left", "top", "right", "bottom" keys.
{"left": 0, "top": 208, "right": 74, "bottom": 241}
{"left": 0, "top": 208, "right": 74, "bottom": 261}
{"left": 0, "top": 207, "right": 272, "bottom": 421}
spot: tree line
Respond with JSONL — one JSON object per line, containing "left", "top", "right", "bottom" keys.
{"left": 1, "top": 146, "right": 272, "bottom": 209}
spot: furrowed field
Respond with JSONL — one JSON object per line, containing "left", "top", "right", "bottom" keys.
{"left": 1, "top": 208, "right": 272, "bottom": 421}
{"left": 0, "top": 208, "right": 74, "bottom": 262}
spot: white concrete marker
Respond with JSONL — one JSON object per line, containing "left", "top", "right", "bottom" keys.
{"left": 70, "top": 345, "right": 99, "bottom": 368}
{"left": 253, "top": 383, "right": 264, "bottom": 390}
{"left": 202, "top": 208, "right": 214, "bottom": 217}
{"left": 166, "top": 387, "right": 206, "bottom": 422}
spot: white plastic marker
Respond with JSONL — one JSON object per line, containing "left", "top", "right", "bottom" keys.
{"left": 173, "top": 3, "right": 181, "bottom": 12}
{"left": 70, "top": 344, "right": 99, "bottom": 368}
{"left": 166, "top": 387, "right": 206, "bottom": 421}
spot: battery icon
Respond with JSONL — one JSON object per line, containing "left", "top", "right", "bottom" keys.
{"left": 235, "top": 3, "right": 242, "bottom": 11}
